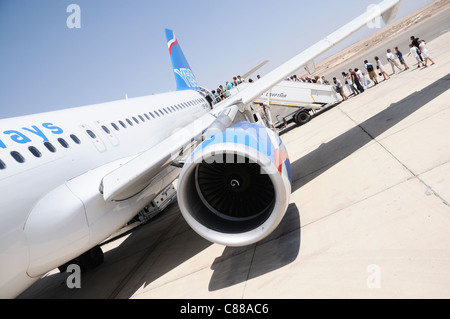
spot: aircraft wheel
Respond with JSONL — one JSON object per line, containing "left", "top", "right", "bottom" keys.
{"left": 78, "top": 245, "right": 104, "bottom": 272}
{"left": 58, "top": 246, "right": 104, "bottom": 273}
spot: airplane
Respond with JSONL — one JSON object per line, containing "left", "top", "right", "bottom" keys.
{"left": 0, "top": 0, "right": 401, "bottom": 298}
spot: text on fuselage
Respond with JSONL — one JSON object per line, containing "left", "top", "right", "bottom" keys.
{"left": 0, "top": 123, "right": 64, "bottom": 149}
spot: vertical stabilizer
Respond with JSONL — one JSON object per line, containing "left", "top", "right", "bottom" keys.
{"left": 165, "top": 29, "right": 200, "bottom": 91}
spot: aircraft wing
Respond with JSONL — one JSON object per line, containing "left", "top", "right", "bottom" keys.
{"left": 100, "top": 105, "right": 239, "bottom": 201}
{"left": 101, "top": 0, "right": 401, "bottom": 202}
{"left": 220, "top": 0, "right": 401, "bottom": 107}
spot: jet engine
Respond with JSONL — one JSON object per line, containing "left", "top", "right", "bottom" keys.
{"left": 177, "top": 122, "right": 291, "bottom": 247}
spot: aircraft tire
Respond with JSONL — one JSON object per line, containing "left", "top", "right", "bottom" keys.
{"left": 78, "top": 245, "right": 104, "bottom": 272}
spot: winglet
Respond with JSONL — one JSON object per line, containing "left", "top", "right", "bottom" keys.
{"left": 382, "top": 0, "right": 402, "bottom": 24}
{"left": 165, "top": 29, "right": 200, "bottom": 91}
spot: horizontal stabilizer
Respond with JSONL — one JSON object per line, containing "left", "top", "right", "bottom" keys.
{"left": 242, "top": 60, "right": 269, "bottom": 80}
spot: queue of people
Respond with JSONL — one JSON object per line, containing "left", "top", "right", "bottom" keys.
{"left": 331, "top": 34, "right": 436, "bottom": 101}
{"left": 211, "top": 74, "right": 251, "bottom": 102}
{"left": 210, "top": 35, "right": 436, "bottom": 104}
{"left": 286, "top": 74, "right": 331, "bottom": 85}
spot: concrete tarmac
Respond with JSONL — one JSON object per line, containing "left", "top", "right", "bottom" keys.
{"left": 19, "top": 15, "right": 450, "bottom": 299}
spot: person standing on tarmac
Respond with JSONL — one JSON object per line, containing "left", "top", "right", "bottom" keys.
{"left": 364, "top": 60, "right": 379, "bottom": 85}
{"left": 375, "top": 56, "right": 390, "bottom": 81}
{"left": 349, "top": 68, "right": 364, "bottom": 93}
{"left": 333, "top": 77, "right": 348, "bottom": 101}
{"left": 386, "top": 49, "right": 402, "bottom": 74}
{"left": 407, "top": 44, "right": 424, "bottom": 68}
{"left": 394, "top": 47, "right": 409, "bottom": 70}
{"left": 411, "top": 36, "right": 424, "bottom": 62}
{"left": 418, "top": 40, "right": 436, "bottom": 67}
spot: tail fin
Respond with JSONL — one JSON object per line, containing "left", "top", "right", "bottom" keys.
{"left": 165, "top": 29, "right": 200, "bottom": 91}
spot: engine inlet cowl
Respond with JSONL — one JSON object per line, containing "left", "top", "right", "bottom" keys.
{"left": 177, "top": 122, "right": 291, "bottom": 247}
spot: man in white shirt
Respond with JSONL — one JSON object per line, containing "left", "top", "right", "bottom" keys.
{"left": 386, "top": 49, "right": 402, "bottom": 74}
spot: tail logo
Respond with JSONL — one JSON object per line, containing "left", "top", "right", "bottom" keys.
{"left": 167, "top": 36, "right": 178, "bottom": 55}
{"left": 174, "top": 68, "right": 199, "bottom": 89}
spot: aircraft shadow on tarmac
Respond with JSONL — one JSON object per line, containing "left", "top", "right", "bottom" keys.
{"left": 103, "top": 202, "right": 301, "bottom": 297}
{"left": 208, "top": 203, "right": 301, "bottom": 292}
{"left": 289, "top": 73, "right": 450, "bottom": 193}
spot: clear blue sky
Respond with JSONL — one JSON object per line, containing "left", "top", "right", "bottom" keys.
{"left": 0, "top": 0, "right": 434, "bottom": 119}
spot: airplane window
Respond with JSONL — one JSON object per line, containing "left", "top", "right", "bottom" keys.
{"left": 111, "top": 123, "right": 120, "bottom": 131}
{"left": 163, "top": 108, "right": 169, "bottom": 114}
{"left": 70, "top": 134, "right": 81, "bottom": 144}
{"left": 0, "top": 159, "right": 5, "bottom": 170}
{"left": 158, "top": 110, "right": 164, "bottom": 116}
{"left": 167, "top": 107, "right": 173, "bottom": 113}
{"left": 133, "top": 117, "right": 139, "bottom": 124}
{"left": 139, "top": 115, "right": 145, "bottom": 122}
{"left": 170, "top": 106, "right": 176, "bottom": 112}
{"left": 101, "top": 125, "right": 111, "bottom": 134}
{"left": 86, "top": 130, "right": 97, "bottom": 139}
{"left": 149, "top": 112, "right": 155, "bottom": 118}
{"left": 144, "top": 113, "right": 150, "bottom": 120}
{"left": 174, "top": 105, "right": 179, "bottom": 110}
{"left": 28, "top": 146, "right": 42, "bottom": 158}
{"left": 44, "top": 142, "right": 56, "bottom": 153}
{"left": 58, "top": 138, "right": 69, "bottom": 148}
{"left": 126, "top": 119, "right": 133, "bottom": 126}
{"left": 11, "top": 151, "right": 25, "bottom": 163}
{"left": 119, "top": 120, "right": 126, "bottom": 128}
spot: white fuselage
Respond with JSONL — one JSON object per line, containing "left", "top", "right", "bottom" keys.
{"left": 0, "top": 89, "right": 210, "bottom": 298}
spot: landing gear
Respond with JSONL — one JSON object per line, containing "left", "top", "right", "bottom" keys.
{"left": 58, "top": 245, "right": 104, "bottom": 273}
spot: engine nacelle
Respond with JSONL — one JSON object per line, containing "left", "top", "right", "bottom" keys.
{"left": 177, "top": 122, "right": 291, "bottom": 247}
